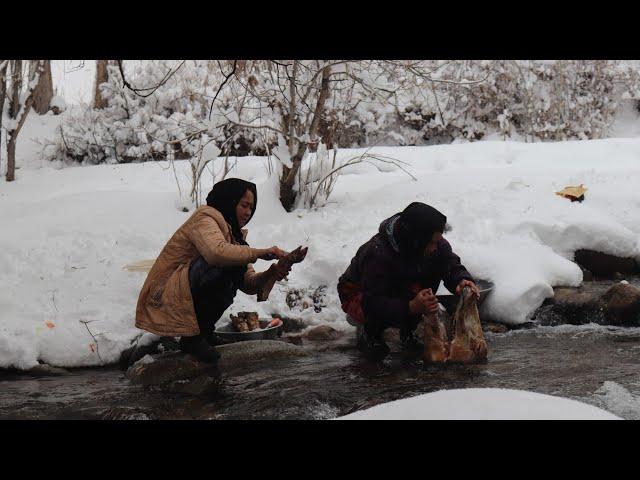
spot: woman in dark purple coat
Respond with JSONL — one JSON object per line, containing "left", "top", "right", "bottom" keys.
{"left": 337, "top": 202, "right": 479, "bottom": 359}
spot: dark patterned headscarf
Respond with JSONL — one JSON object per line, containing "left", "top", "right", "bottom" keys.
{"left": 394, "top": 202, "right": 447, "bottom": 256}
{"left": 205, "top": 178, "right": 257, "bottom": 245}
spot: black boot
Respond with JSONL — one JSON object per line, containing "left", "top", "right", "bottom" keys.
{"left": 357, "top": 324, "right": 390, "bottom": 359}
{"left": 204, "top": 331, "right": 230, "bottom": 347}
{"left": 179, "top": 335, "right": 221, "bottom": 364}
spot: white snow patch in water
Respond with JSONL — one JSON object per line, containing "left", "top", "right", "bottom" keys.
{"left": 337, "top": 388, "right": 621, "bottom": 420}
{"left": 591, "top": 381, "right": 640, "bottom": 420}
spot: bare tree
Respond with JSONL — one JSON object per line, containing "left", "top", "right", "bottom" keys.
{"left": 219, "top": 60, "right": 352, "bottom": 211}
{"left": 5, "top": 60, "right": 45, "bottom": 181}
{"left": 220, "top": 60, "right": 422, "bottom": 211}
{"left": 31, "top": 60, "right": 53, "bottom": 114}
{"left": 94, "top": 60, "right": 117, "bottom": 109}
{"left": 0, "top": 60, "right": 8, "bottom": 174}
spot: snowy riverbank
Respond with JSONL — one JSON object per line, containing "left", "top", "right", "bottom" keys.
{"left": 2, "top": 113, "right": 640, "bottom": 369}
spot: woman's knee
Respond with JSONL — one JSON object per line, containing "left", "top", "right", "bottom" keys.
{"left": 189, "top": 256, "right": 230, "bottom": 292}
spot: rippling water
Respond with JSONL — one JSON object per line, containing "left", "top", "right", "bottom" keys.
{"left": 2, "top": 324, "right": 640, "bottom": 419}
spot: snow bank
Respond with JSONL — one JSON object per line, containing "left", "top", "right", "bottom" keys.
{"left": 337, "top": 388, "right": 621, "bottom": 420}
{"left": 2, "top": 113, "right": 640, "bottom": 368}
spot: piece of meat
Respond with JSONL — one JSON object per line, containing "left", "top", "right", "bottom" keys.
{"left": 423, "top": 310, "right": 449, "bottom": 364}
{"left": 257, "top": 246, "right": 308, "bottom": 302}
{"left": 230, "top": 314, "right": 249, "bottom": 332}
{"left": 447, "top": 287, "right": 488, "bottom": 364}
{"left": 242, "top": 311, "right": 260, "bottom": 331}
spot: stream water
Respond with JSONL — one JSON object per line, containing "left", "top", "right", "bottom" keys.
{"left": 2, "top": 324, "right": 640, "bottom": 420}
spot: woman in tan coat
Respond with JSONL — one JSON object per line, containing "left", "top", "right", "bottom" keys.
{"left": 135, "top": 178, "right": 290, "bottom": 363}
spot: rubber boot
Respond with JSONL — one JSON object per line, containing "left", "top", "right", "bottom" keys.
{"left": 357, "top": 323, "right": 390, "bottom": 359}
{"left": 179, "top": 335, "right": 221, "bottom": 364}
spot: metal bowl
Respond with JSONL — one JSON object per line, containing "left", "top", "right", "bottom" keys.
{"left": 436, "top": 279, "right": 494, "bottom": 314}
{"left": 215, "top": 318, "right": 283, "bottom": 343}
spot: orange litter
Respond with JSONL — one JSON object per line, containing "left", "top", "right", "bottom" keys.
{"left": 555, "top": 184, "right": 587, "bottom": 202}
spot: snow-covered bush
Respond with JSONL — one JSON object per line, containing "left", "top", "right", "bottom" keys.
{"left": 43, "top": 61, "right": 269, "bottom": 164}
{"left": 43, "top": 60, "right": 640, "bottom": 168}
{"left": 351, "top": 60, "right": 640, "bottom": 144}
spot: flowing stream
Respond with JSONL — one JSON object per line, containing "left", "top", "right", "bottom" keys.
{"left": 2, "top": 324, "right": 640, "bottom": 420}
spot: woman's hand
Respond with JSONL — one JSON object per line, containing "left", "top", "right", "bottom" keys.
{"left": 269, "top": 262, "right": 292, "bottom": 281}
{"left": 409, "top": 288, "right": 440, "bottom": 315}
{"left": 258, "top": 246, "right": 288, "bottom": 261}
{"left": 456, "top": 279, "right": 480, "bottom": 300}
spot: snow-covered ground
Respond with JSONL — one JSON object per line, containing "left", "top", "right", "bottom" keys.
{"left": 2, "top": 111, "right": 640, "bottom": 370}
{"left": 337, "top": 388, "right": 621, "bottom": 420}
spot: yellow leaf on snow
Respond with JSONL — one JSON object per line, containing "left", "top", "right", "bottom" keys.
{"left": 555, "top": 184, "right": 587, "bottom": 199}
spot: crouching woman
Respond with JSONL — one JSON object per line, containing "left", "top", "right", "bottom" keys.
{"left": 337, "top": 202, "right": 478, "bottom": 359}
{"left": 135, "top": 178, "right": 289, "bottom": 364}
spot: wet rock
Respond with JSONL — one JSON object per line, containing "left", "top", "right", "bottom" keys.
{"left": 126, "top": 351, "right": 218, "bottom": 388}
{"left": 217, "top": 340, "right": 309, "bottom": 367}
{"left": 276, "top": 316, "right": 306, "bottom": 333}
{"left": 545, "top": 287, "right": 604, "bottom": 325}
{"left": 601, "top": 283, "right": 640, "bottom": 326}
{"left": 581, "top": 268, "right": 594, "bottom": 282}
{"left": 26, "top": 364, "right": 70, "bottom": 376}
{"left": 126, "top": 340, "right": 308, "bottom": 395}
{"left": 533, "top": 305, "right": 569, "bottom": 327}
{"left": 100, "top": 407, "right": 156, "bottom": 420}
{"left": 283, "top": 335, "right": 304, "bottom": 346}
{"left": 508, "top": 321, "right": 538, "bottom": 330}
{"left": 119, "top": 336, "right": 180, "bottom": 370}
{"left": 574, "top": 249, "right": 638, "bottom": 278}
{"left": 482, "top": 322, "right": 509, "bottom": 334}
{"left": 533, "top": 281, "right": 640, "bottom": 327}
{"left": 305, "top": 325, "right": 342, "bottom": 341}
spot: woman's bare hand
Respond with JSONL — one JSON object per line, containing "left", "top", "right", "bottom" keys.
{"left": 269, "top": 262, "right": 291, "bottom": 281}
{"left": 409, "top": 288, "right": 440, "bottom": 315}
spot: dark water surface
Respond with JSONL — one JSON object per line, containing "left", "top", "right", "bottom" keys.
{"left": 2, "top": 324, "right": 640, "bottom": 419}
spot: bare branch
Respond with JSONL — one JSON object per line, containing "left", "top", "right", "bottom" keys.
{"left": 208, "top": 60, "right": 237, "bottom": 120}
{"left": 117, "top": 60, "right": 186, "bottom": 98}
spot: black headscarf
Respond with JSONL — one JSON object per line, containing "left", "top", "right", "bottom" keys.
{"left": 394, "top": 202, "right": 447, "bottom": 256}
{"left": 205, "top": 178, "right": 257, "bottom": 245}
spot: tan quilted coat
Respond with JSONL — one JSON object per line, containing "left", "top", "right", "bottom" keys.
{"left": 135, "top": 206, "right": 263, "bottom": 337}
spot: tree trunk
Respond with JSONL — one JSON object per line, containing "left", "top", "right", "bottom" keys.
{"left": 279, "top": 63, "right": 332, "bottom": 212}
{"left": 94, "top": 60, "right": 114, "bottom": 109}
{"left": 6, "top": 135, "right": 16, "bottom": 182}
{"left": 279, "top": 153, "right": 304, "bottom": 212}
{"left": 32, "top": 60, "right": 53, "bottom": 114}
{"left": 0, "top": 62, "right": 7, "bottom": 175}
{"left": 308, "top": 65, "right": 332, "bottom": 146}
{"left": 279, "top": 61, "right": 300, "bottom": 212}
{"left": 9, "top": 60, "right": 22, "bottom": 118}
{"left": 5, "top": 60, "right": 43, "bottom": 182}
{"left": 6, "top": 60, "right": 22, "bottom": 181}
